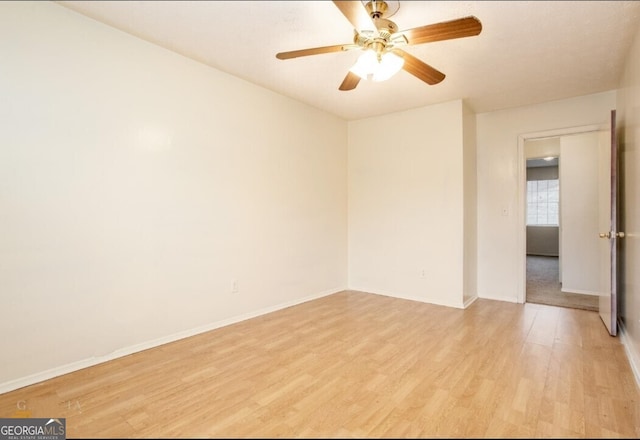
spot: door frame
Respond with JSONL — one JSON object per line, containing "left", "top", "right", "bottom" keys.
{"left": 516, "top": 123, "right": 606, "bottom": 304}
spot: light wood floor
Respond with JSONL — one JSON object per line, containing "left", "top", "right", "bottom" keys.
{"left": 1, "top": 290, "right": 639, "bottom": 438}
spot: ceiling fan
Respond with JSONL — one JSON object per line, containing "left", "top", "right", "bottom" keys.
{"left": 275, "top": 0, "right": 482, "bottom": 91}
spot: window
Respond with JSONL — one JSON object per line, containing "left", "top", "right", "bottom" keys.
{"left": 527, "top": 179, "right": 559, "bottom": 225}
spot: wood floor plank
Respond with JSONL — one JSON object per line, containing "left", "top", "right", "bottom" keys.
{"left": 1, "top": 290, "right": 638, "bottom": 438}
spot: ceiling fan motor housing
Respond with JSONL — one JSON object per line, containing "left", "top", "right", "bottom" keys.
{"left": 366, "top": 1, "right": 389, "bottom": 19}
{"left": 375, "top": 18, "right": 398, "bottom": 39}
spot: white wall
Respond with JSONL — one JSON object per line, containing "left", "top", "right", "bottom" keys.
{"left": 348, "top": 100, "right": 468, "bottom": 308}
{"left": 476, "top": 91, "right": 616, "bottom": 303}
{"left": 0, "top": 2, "right": 348, "bottom": 391}
{"left": 617, "top": 19, "right": 640, "bottom": 383}
{"left": 462, "top": 103, "right": 478, "bottom": 306}
{"left": 526, "top": 227, "right": 559, "bottom": 256}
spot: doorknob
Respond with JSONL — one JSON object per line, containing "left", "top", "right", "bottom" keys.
{"left": 599, "top": 231, "right": 625, "bottom": 238}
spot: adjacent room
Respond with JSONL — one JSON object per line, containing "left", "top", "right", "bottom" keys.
{"left": 2, "top": 1, "right": 640, "bottom": 438}
{"left": 524, "top": 136, "right": 600, "bottom": 312}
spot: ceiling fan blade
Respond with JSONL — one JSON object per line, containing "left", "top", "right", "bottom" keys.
{"left": 400, "top": 16, "right": 482, "bottom": 45}
{"left": 276, "top": 44, "right": 358, "bottom": 60}
{"left": 339, "top": 71, "right": 361, "bottom": 91}
{"left": 333, "top": 1, "right": 377, "bottom": 34}
{"left": 395, "top": 49, "right": 445, "bottom": 85}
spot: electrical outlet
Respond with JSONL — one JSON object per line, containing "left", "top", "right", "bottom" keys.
{"left": 232, "top": 280, "right": 238, "bottom": 293}
{"left": 420, "top": 269, "right": 426, "bottom": 278}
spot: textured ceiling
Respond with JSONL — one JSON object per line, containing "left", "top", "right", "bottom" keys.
{"left": 56, "top": 1, "right": 640, "bottom": 121}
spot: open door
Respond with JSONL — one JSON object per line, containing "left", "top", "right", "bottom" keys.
{"left": 599, "top": 109, "right": 624, "bottom": 336}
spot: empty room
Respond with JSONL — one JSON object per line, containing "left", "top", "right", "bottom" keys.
{"left": 1, "top": 1, "right": 640, "bottom": 438}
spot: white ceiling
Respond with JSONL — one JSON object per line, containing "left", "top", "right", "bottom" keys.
{"left": 56, "top": 1, "right": 640, "bottom": 121}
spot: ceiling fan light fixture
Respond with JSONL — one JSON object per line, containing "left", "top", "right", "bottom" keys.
{"left": 349, "top": 50, "right": 404, "bottom": 81}
{"left": 373, "top": 51, "right": 404, "bottom": 81}
{"left": 349, "top": 50, "right": 378, "bottom": 79}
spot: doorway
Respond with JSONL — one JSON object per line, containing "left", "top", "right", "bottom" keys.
{"left": 524, "top": 152, "right": 598, "bottom": 311}
{"left": 517, "top": 125, "right": 609, "bottom": 311}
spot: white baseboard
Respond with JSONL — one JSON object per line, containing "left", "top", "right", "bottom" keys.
{"left": 347, "top": 286, "right": 464, "bottom": 309}
{"left": 0, "top": 286, "right": 345, "bottom": 395}
{"left": 560, "top": 287, "right": 600, "bottom": 296}
{"left": 478, "top": 293, "right": 520, "bottom": 304}
{"left": 618, "top": 319, "right": 640, "bottom": 389}
{"left": 463, "top": 296, "right": 479, "bottom": 309}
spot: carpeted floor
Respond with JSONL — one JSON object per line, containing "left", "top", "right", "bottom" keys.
{"left": 526, "top": 255, "right": 599, "bottom": 311}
